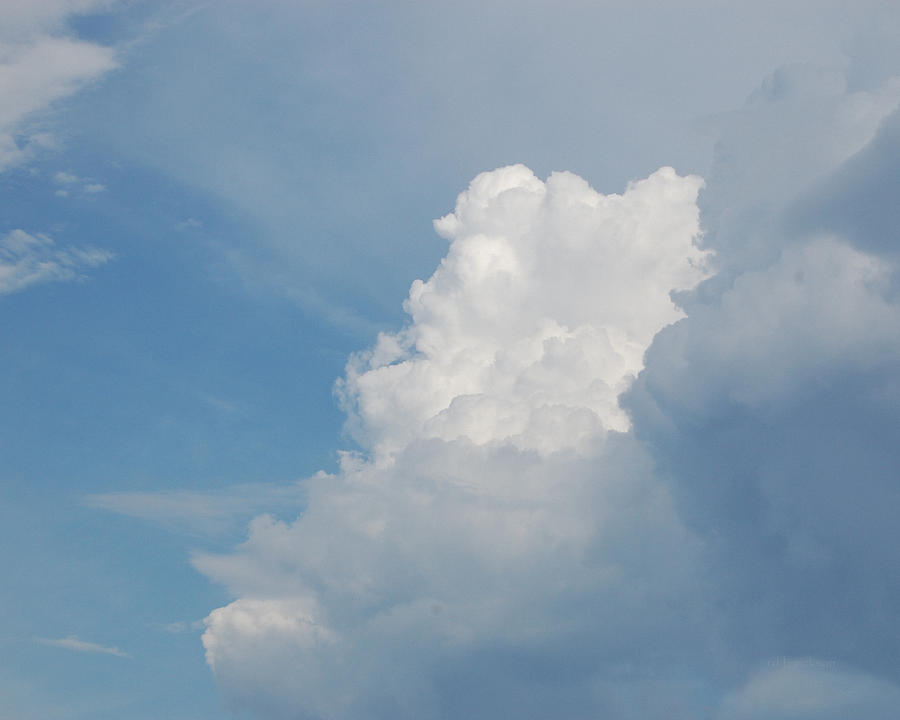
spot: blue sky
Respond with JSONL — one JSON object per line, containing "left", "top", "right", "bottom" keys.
{"left": 2, "top": 1, "right": 900, "bottom": 718}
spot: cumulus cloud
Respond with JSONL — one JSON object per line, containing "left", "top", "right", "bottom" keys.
{"left": 0, "top": 229, "right": 112, "bottom": 296}
{"left": 35, "top": 635, "right": 130, "bottom": 659}
{"left": 194, "top": 64, "right": 900, "bottom": 719}
{"left": 337, "top": 164, "right": 709, "bottom": 458}
{"left": 0, "top": 2, "right": 117, "bottom": 172}
{"left": 196, "top": 165, "right": 713, "bottom": 718}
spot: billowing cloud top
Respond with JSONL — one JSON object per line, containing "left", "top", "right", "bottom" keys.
{"left": 338, "top": 165, "right": 709, "bottom": 458}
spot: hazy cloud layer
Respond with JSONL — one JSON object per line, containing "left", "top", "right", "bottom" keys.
{"left": 193, "top": 62, "right": 900, "bottom": 719}
{"left": 94, "top": 1, "right": 899, "bottom": 331}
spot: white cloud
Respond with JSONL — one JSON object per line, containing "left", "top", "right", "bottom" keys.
{"left": 0, "top": 3, "right": 118, "bottom": 172}
{"left": 0, "top": 229, "right": 112, "bottom": 296}
{"left": 35, "top": 635, "right": 130, "bottom": 659}
{"left": 337, "top": 164, "right": 709, "bottom": 459}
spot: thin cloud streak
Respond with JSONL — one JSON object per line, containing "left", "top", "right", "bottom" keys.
{"left": 35, "top": 635, "right": 131, "bottom": 659}
{"left": 85, "top": 481, "right": 309, "bottom": 538}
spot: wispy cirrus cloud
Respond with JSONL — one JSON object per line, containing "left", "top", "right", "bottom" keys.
{"left": 35, "top": 635, "right": 130, "bottom": 659}
{"left": 52, "top": 170, "right": 106, "bottom": 196}
{"left": 0, "top": 229, "right": 112, "bottom": 297}
{"left": 85, "top": 481, "right": 308, "bottom": 538}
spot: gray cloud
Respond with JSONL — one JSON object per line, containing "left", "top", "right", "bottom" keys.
{"left": 625, "top": 65, "right": 900, "bottom": 707}
{"left": 786, "top": 105, "right": 900, "bottom": 261}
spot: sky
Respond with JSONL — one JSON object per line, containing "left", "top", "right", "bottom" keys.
{"left": 2, "top": 1, "right": 900, "bottom": 718}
